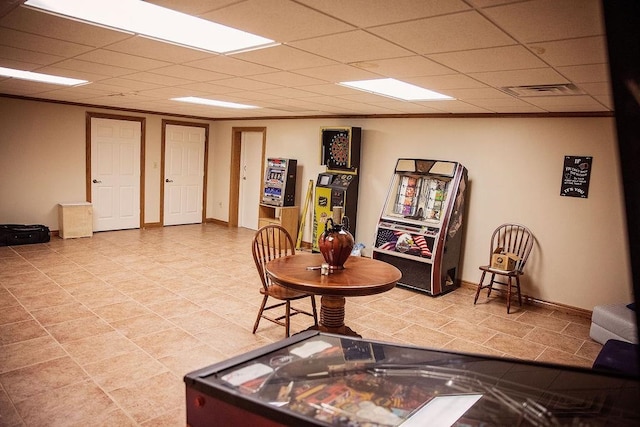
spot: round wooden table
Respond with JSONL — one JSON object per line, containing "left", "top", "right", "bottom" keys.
{"left": 265, "top": 253, "right": 402, "bottom": 336}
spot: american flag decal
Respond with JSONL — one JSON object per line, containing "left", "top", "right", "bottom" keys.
{"left": 375, "top": 229, "right": 432, "bottom": 258}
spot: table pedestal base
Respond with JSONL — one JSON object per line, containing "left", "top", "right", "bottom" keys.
{"left": 316, "top": 295, "right": 361, "bottom": 337}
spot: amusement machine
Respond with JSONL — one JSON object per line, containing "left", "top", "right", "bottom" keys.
{"left": 258, "top": 158, "right": 299, "bottom": 240}
{"left": 372, "top": 158, "right": 468, "bottom": 296}
{"left": 261, "top": 157, "right": 297, "bottom": 207}
{"left": 312, "top": 127, "right": 362, "bottom": 252}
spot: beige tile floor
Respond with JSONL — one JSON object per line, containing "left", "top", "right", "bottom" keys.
{"left": 0, "top": 224, "right": 602, "bottom": 426}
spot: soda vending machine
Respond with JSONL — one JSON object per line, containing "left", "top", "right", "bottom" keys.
{"left": 372, "top": 158, "right": 468, "bottom": 296}
{"left": 312, "top": 127, "right": 361, "bottom": 251}
{"left": 261, "top": 158, "right": 297, "bottom": 207}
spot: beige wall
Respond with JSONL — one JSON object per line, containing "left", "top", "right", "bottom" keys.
{"left": 0, "top": 96, "right": 632, "bottom": 310}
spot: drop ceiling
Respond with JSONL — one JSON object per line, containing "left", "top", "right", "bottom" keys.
{"left": 0, "top": 0, "right": 611, "bottom": 119}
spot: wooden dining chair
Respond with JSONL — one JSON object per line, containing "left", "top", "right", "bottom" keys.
{"left": 473, "top": 223, "right": 534, "bottom": 313}
{"left": 251, "top": 225, "right": 318, "bottom": 337}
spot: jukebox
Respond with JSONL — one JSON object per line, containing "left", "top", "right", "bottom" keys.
{"left": 372, "top": 158, "right": 468, "bottom": 296}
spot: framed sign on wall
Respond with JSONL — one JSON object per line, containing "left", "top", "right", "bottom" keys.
{"left": 560, "top": 155, "right": 592, "bottom": 198}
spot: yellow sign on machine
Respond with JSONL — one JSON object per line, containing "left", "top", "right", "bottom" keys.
{"left": 312, "top": 185, "right": 333, "bottom": 252}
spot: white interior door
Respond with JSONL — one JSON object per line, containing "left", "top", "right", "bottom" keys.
{"left": 239, "top": 132, "right": 262, "bottom": 230}
{"left": 164, "top": 124, "right": 205, "bottom": 226}
{"left": 91, "top": 118, "right": 141, "bottom": 232}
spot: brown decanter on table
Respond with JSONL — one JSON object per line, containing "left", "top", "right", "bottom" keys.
{"left": 318, "top": 207, "right": 354, "bottom": 270}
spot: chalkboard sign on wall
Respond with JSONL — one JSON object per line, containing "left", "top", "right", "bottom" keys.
{"left": 560, "top": 155, "right": 592, "bottom": 198}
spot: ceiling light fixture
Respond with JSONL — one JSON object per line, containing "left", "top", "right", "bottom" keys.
{"left": 0, "top": 66, "right": 88, "bottom": 86}
{"left": 339, "top": 78, "right": 454, "bottom": 101}
{"left": 171, "top": 96, "right": 259, "bottom": 109}
{"left": 24, "top": 0, "right": 277, "bottom": 54}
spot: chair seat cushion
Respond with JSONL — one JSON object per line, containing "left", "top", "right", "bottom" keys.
{"left": 590, "top": 303, "right": 638, "bottom": 344}
{"left": 262, "top": 283, "right": 310, "bottom": 300}
{"left": 479, "top": 265, "right": 521, "bottom": 276}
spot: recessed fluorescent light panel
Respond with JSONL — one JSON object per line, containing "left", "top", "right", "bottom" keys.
{"left": 339, "top": 78, "right": 453, "bottom": 101}
{"left": 24, "top": 0, "right": 277, "bottom": 54}
{"left": 0, "top": 66, "right": 88, "bottom": 86}
{"left": 172, "top": 97, "right": 259, "bottom": 109}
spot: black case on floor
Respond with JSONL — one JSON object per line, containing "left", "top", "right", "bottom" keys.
{"left": 0, "top": 224, "right": 51, "bottom": 246}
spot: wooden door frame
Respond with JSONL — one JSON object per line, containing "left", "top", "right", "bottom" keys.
{"left": 160, "top": 119, "right": 210, "bottom": 226}
{"left": 229, "top": 127, "right": 266, "bottom": 228}
{"left": 86, "top": 112, "right": 146, "bottom": 229}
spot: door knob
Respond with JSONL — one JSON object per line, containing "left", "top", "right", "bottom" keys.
{"left": 92, "top": 179, "right": 101, "bottom": 183}
{"left": 165, "top": 178, "right": 173, "bottom": 183}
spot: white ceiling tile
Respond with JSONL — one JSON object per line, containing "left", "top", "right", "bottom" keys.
{"left": 577, "top": 82, "right": 611, "bottom": 96}
{"left": 233, "top": 45, "right": 337, "bottom": 71}
{"left": 336, "top": 92, "right": 401, "bottom": 103}
{"left": 293, "top": 83, "right": 364, "bottom": 97}
{"left": 294, "top": 64, "right": 382, "bottom": 83}
{"left": 213, "top": 77, "right": 281, "bottom": 91}
{"left": 176, "top": 82, "right": 239, "bottom": 95}
{"left": 443, "top": 87, "right": 512, "bottom": 99}
{"left": 0, "top": 78, "right": 60, "bottom": 95}
{"left": 370, "top": 11, "right": 515, "bottom": 55}
{"left": 557, "top": 64, "right": 610, "bottom": 84}
{"left": 489, "top": 104, "right": 548, "bottom": 113}
{"left": 136, "top": 86, "right": 211, "bottom": 99}
{"left": 522, "top": 95, "right": 602, "bottom": 108}
{"left": 1, "top": 6, "right": 131, "bottom": 48}
{"left": 295, "top": 0, "right": 470, "bottom": 27}
{"left": 536, "top": 103, "right": 608, "bottom": 113}
{"left": 350, "top": 56, "right": 454, "bottom": 78}
{"left": 150, "top": 65, "right": 231, "bottom": 82}
{"left": 428, "top": 45, "right": 547, "bottom": 73}
{"left": 469, "top": 68, "right": 569, "bottom": 87}
{"left": 290, "top": 30, "right": 413, "bottom": 63}
{"left": 46, "top": 59, "right": 136, "bottom": 78}
{"left": 248, "top": 72, "right": 327, "bottom": 87}
{"left": 481, "top": 0, "right": 604, "bottom": 43}
{"left": 405, "top": 74, "right": 488, "bottom": 90}
{"left": 0, "top": 46, "right": 64, "bottom": 66}
{"left": 186, "top": 56, "right": 278, "bottom": 76}
{"left": 413, "top": 100, "right": 494, "bottom": 113}
{"left": 201, "top": 0, "right": 355, "bottom": 42}
{"left": 34, "top": 66, "right": 113, "bottom": 83}
{"left": 368, "top": 100, "right": 446, "bottom": 113}
{"left": 296, "top": 95, "right": 356, "bottom": 107}
{"left": 121, "top": 72, "right": 191, "bottom": 86}
{"left": 0, "top": 27, "right": 93, "bottom": 58}
{"left": 255, "top": 87, "right": 317, "bottom": 99}
{"left": 82, "top": 81, "right": 147, "bottom": 95}
{"left": 75, "top": 50, "right": 172, "bottom": 71}
{"left": 226, "top": 91, "right": 284, "bottom": 101}
{"left": 593, "top": 95, "right": 613, "bottom": 109}
{"left": 0, "top": 58, "right": 40, "bottom": 71}
{"left": 146, "top": 0, "right": 239, "bottom": 15}
{"left": 39, "top": 87, "right": 115, "bottom": 101}
{"left": 93, "top": 77, "right": 162, "bottom": 92}
{"left": 104, "top": 36, "right": 214, "bottom": 63}
{"left": 264, "top": 97, "right": 331, "bottom": 109}
{"left": 466, "top": 97, "right": 535, "bottom": 107}
{"left": 528, "top": 36, "right": 607, "bottom": 67}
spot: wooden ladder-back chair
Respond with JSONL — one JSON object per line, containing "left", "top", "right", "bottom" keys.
{"left": 473, "top": 223, "right": 534, "bottom": 313}
{"left": 252, "top": 225, "right": 318, "bottom": 337}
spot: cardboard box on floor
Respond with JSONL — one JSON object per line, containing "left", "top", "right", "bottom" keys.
{"left": 491, "top": 248, "right": 520, "bottom": 271}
